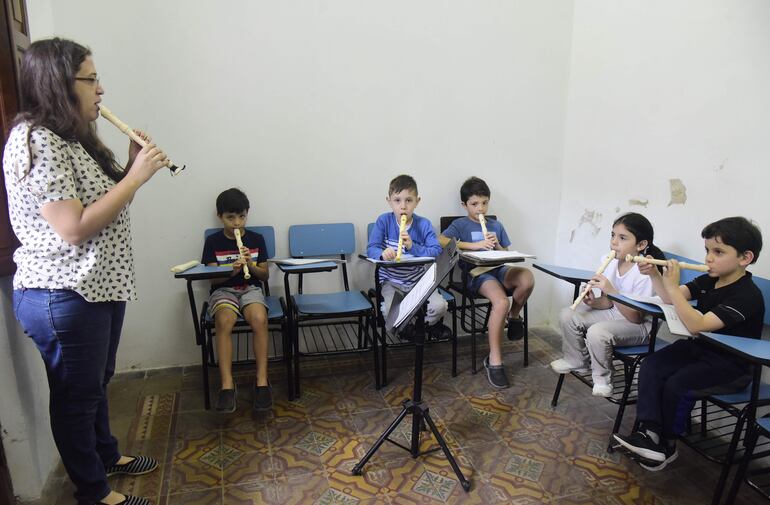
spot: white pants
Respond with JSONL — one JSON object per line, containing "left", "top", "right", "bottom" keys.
{"left": 380, "top": 282, "right": 448, "bottom": 326}
{"left": 558, "top": 305, "right": 651, "bottom": 385}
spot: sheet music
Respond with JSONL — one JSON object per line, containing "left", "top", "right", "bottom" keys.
{"left": 393, "top": 264, "right": 437, "bottom": 328}
{"left": 626, "top": 295, "right": 694, "bottom": 336}
{"left": 268, "top": 258, "right": 346, "bottom": 266}
{"left": 461, "top": 250, "right": 536, "bottom": 262}
{"left": 365, "top": 256, "right": 434, "bottom": 264}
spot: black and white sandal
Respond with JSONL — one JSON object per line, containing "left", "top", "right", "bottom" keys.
{"left": 106, "top": 455, "right": 158, "bottom": 477}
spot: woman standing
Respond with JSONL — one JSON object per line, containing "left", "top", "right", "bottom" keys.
{"left": 3, "top": 38, "right": 167, "bottom": 505}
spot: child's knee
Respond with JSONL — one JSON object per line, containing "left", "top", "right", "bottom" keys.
{"left": 215, "top": 309, "right": 238, "bottom": 328}
{"left": 585, "top": 327, "right": 611, "bottom": 347}
{"left": 245, "top": 306, "right": 268, "bottom": 327}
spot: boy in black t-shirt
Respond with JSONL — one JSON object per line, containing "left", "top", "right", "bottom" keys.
{"left": 201, "top": 188, "right": 272, "bottom": 413}
{"left": 613, "top": 217, "right": 764, "bottom": 470}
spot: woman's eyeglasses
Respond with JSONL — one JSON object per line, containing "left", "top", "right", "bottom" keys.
{"left": 75, "top": 76, "right": 100, "bottom": 86}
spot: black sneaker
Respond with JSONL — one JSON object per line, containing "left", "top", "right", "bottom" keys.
{"left": 215, "top": 386, "right": 237, "bottom": 413}
{"left": 427, "top": 322, "right": 452, "bottom": 341}
{"left": 253, "top": 384, "right": 273, "bottom": 411}
{"left": 483, "top": 356, "right": 509, "bottom": 389}
{"left": 506, "top": 317, "right": 525, "bottom": 341}
{"left": 105, "top": 455, "right": 159, "bottom": 477}
{"left": 639, "top": 443, "right": 678, "bottom": 471}
{"left": 612, "top": 431, "right": 666, "bottom": 462}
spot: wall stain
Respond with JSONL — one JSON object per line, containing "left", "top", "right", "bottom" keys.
{"left": 628, "top": 198, "right": 649, "bottom": 207}
{"left": 577, "top": 209, "right": 602, "bottom": 236}
{"left": 668, "top": 179, "right": 687, "bottom": 206}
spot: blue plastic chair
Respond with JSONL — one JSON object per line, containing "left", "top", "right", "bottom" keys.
{"left": 364, "top": 223, "right": 458, "bottom": 386}
{"left": 287, "top": 223, "right": 377, "bottom": 397}
{"left": 199, "top": 226, "right": 291, "bottom": 405}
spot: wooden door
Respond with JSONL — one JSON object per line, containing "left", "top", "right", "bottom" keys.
{"left": 0, "top": 0, "right": 29, "bottom": 502}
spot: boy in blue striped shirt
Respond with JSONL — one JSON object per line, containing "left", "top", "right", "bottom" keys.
{"left": 367, "top": 175, "right": 450, "bottom": 340}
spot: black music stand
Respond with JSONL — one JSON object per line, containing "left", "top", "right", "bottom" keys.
{"left": 351, "top": 240, "right": 471, "bottom": 491}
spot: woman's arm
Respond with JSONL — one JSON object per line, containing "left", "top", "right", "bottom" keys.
{"left": 41, "top": 144, "right": 167, "bottom": 245}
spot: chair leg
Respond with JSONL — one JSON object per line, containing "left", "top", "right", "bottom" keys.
{"left": 380, "top": 322, "right": 389, "bottom": 387}
{"left": 451, "top": 303, "right": 458, "bottom": 377}
{"left": 701, "top": 399, "right": 708, "bottom": 435}
{"left": 283, "top": 321, "right": 294, "bottom": 401}
{"left": 551, "top": 374, "right": 566, "bottom": 407}
{"left": 608, "top": 358, "right": 638, "bottom": 452}
{"left": 523, "top": 303, "right": 529, "bottom": 367}
{"left": 724, "top": 419, "right": 760, "bottom": 505}
{"left": 470, "top": 296, "right": 477, "bottom": 374}
{"left": 711, "top": 412, "right": 749, "bottom": 505}
{"left": 293, "top": 315, "right": 301, "bottom": 398}
{"left": 201, "top": 342, "right": 211, "bottom": 410}
{"left": 371, "top": 314, "right": 381, "bottom": 390}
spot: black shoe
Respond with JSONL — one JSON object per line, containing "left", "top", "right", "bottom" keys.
{"left": 506, "top": 317, "right": 525, "bottom": 341}
{"left": 106, "top": 455, "right": 159, "bottom": 477}
{"left": 483, "top": 356, "right": 509, "bottom": 389}
{"left": 427, "top": 322, "right": 451, "bottom": 341}
{"left": 253, "top": 384, "right": 273, "bottom": 411}
{"left": 398, "top": 323, "right": 416, "bottom": 341}
{"left": 215, "top": 386, "right": 237, "bottom": 413}
{"left": 612, "top": 431, "right": 666, "bottom": 462}
{"left": 639, "top": 443, "right": 678, "bottom": 471}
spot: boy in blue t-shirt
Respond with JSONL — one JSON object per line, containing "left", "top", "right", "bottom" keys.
{"left": 367, "top": 175, "right": 450, "bottom": 340}
{"left": 201, "top": 188, "right": 272, "bottom": 413}
{"left": 439, "top": 177, "right": 535, "bottom": 389}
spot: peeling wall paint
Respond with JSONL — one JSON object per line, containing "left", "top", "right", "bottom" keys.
{"left": 577, "top": 209, "right": 602, "bottom": 236}
{"left": 668, "top": 179, "right": 687, "bottom": 206}
{"left": 628, "top": 198, "right": 649, "bottom": 207}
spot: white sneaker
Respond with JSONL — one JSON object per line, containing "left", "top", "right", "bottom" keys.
{"left": 550, "top": 358, "right": 590, "bottom": 374}
{"left": 592, "top": 383, "right": 613, "bottom": 397}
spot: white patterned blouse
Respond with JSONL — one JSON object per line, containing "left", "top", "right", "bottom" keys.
{"left": 3, "top": 122, "right": 136, "bottom": 302}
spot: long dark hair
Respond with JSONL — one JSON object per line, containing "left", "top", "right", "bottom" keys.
{"left": 12, "top": 38, "right": 123, "bottom": 182}
{"left": 613, "top": 213, "right": 666, "bottom": 270}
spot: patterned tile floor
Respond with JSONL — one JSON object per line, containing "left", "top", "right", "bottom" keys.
{"left": 33, "top": 326, "right": 768, "bottom": 504}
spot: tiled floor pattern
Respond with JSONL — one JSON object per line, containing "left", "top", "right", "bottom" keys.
{"left": 34, "top": 327, "right": 768, "bottom": 504}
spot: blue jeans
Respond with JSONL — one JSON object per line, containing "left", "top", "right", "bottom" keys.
{"left": 14, "top": 289, "right": 126, "bottom": 504}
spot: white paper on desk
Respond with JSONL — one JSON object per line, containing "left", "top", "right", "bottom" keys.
{"left": 393, "top": 264, "right": 437, "bottom": 328}
{"left": 268, "top": 258, "right": 346, "bottom": 266}
{"left": 627, "top": 295, "right": 694, "bottom": 336}
{"left": 365, "top": 256, "right": 434, "bottom": 264}
{"left": 461, "top": 250, "right": 536, "bottom": 262}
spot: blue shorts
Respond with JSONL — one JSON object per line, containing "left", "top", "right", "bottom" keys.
{"left": 467, "top": 265, "right": 511, "bottom": 293}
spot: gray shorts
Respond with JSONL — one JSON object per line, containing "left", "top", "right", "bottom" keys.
{"left": 208, "top": 285, "right": 267, "bottom": 318}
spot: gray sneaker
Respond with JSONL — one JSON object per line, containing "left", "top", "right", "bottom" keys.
{"left": 215, "top": 386, "right": 237, "bottom": 413}
{"left": 483, "top": 356, "right": 509, "bottom": 389}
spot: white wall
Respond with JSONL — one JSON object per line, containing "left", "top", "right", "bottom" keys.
{"left": 37, "top": 0, "right": 574, "bottom": 370}
{"left": 9, "top": 0, "right": 770, "bottom": 500}
{"left": 553, "top": 0, "right": 770, "bottom": 308}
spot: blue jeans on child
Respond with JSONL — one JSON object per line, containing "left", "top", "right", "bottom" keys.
{"left": 14, "top": 288, "right": 125, "bottom": 504}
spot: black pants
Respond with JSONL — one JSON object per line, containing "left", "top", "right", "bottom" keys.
{"left": 636, "top": 339, "right": 751, "bottom": 438}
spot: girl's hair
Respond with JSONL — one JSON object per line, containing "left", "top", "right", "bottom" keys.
{"left": 613, "top": 213, "right": 666, "bottom": 270}
{"left": 12, "top": 38, "right": 123, "bottom": 182}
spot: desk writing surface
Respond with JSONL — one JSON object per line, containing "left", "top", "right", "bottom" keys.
{"left": 275, "top": 261, "right": 338, "bottom": 274}
{"left": 700, "top": 332, "right": 770, "bottom": 365}
{"left": 459, "top": 250, "right": 533, "bottom": 266}
{"left": 174, "top": 264, "right": 231, "bottom": 280}
{"left": 533, "top": 263, "right": 594, "bottom": 284}
{"left": 608, "top": 294, "right": 665, "bottom": 317}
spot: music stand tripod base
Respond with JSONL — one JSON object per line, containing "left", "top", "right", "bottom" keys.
{"left": 351, "top": 243, "right": 471, "bottom": 492}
